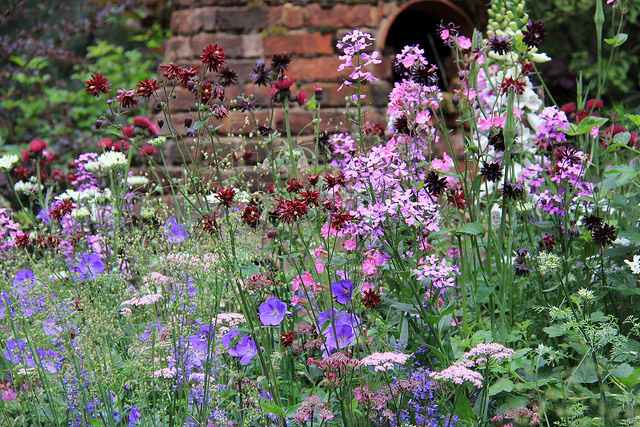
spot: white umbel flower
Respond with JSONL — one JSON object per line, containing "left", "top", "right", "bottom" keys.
{"left": 127, "top": 175, "right": 150, "bottom": 187}
{"left": 97, "top": 151, "right": 127, "bottom": 170}
{"left": 0, "top": 154, "right": 19, "bottom": 171}
{"left": 624, "top": 255, "right": 640, "bottom": 275}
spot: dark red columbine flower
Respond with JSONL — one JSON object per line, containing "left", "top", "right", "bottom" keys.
{"left": 49, "top": 200, "right": 75, "bottom": 221}
{"left": 448, "top": 188, "right": 467, "bottom": 209}
{"left": 14, "top": 166, "right": 30, "bottom": 179}
{"left": 307, "top": 175, "right": 319, "bottom": 187}
{"left": 116, "top": 89, "right": 138, "bottom": 109}
{"left": 324, "top": 172, "right": 345, "bottom": 190}
{"left": 159, "top": 63, "right": 186, "bottom": 81}
{"left": 250, "top": 59, "right": 271, "bottom": 86}
{"left": 363, "top": 121, "right": 386, "bottom": 137}
{"left": 84, "top": 72, "right": 112, "bottom": 97}
{"left": 241, "top": 206, "right": 260, "bottom": 227}
{"left": 201, "top": 214, "right": 219, "bottom": 234}
{"left": 280, "top": 332, "right": 296, "bottom": 347}
{"left": 201, "top": 43, "right": 226, "bottom": 73}
{"left": 217, "top": 66, "right": 237, "bottom": 87}
{"left": 362, "top": 289, "right": 381, "bottom": 309}
{"left": 213, "top": 105, "right": 229, "bottom": 119}
{"left": 274, "top": 198, "right": 308, "bottom": 223}
{"left": 500, "top": 77, "right": 526, "bottom": 95}
{"left": 522, "top": 20, "right": 548, "bottom": 48}
{"left": 286, "top": 178, "right": 303, "bottom": 193}
{"left": 216, "top": 186, "right": 236, "bottom": 208}
{"left": 198, "top": 81, "right": 214, "bottom": 104}
{"left": 502, "top": 182, "right": 524, "bottom": 200}
{"left": 271, "top": 53, "right": 291, "bottom": 74}
{"left": 313, "top": 84, "right": 323, "bottom": 101}
{"left": 330, "top": 212, "right": 354, "bottom": 230}
{"left": 29, "top": 139, "right": 47, "bottom": 153}
{"left": 300, "top": 190, "right": 320, "bottom": 207}
{"left": 488, "top": 35, "right": 512, "bottom": 55}
{"left": 136, "top": 78, "right": 160, "bottom": 99}
{"left": 582, "top": 215, "right": 603, "bottom": 232}
{"left": 561, "top": 102, "right": 577, "bottom": 114}
{"left": 14, "top": 231, "right": 31, "bottom": 249}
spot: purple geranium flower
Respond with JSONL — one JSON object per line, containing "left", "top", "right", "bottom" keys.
{"left": 325, "top": 324, "right": 357, "bottom": 353}
{"left": 13, "top": 270, "right": 35, "bottom": 295}
{"left": 164, "top": 216, "right": 190, "bottom": 244}
{"left": 317, "top": 309, "right": 360, "bottom": 355}
{"left": 331, "top": 279, "right": 353, "bottom": 304}
{"left": 258, "top": 297, "right": 287, "bottom": 326}
{"left": 128, "top": 405, "right": 141, "bottom": 426}
{"left": 70, "top": 253, "right": 105, "bottom": 281}
{"left": 222, "top": 328, "right": 257, "bottom": 366}
{"left": 4, "top": 339, "right": 33, "bottom": 366}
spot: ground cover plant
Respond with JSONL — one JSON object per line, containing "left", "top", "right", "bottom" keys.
{"left": 1, "top": 0, "right": 640, "bottom": 425}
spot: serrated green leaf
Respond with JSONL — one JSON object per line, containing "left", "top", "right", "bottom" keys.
{"left": 626, "top": 114, "right": 640, "bottom": 127}
{"left": 611, "top": 363, "right": 634, "bottom": 379}
{"left": 193, "top": 120, "right": 205, "bottom": 130}
{"left": 260, "top": 402, "right": 285, "bottom": 417}
{"left": 456, "top": 222, "right": 486, "bottom": 237}
{"left": 543, "top": 325, "right": 566, "bottom": 337}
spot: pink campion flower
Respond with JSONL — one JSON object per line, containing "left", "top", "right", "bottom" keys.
{"left": 344, "top": 239, "right": 356, "bottom": 251}
{"left": 457, "top": 36, "right": 472, "bottom": 50}
{"left": 431, "top": 152, "right": 453, "bottom": 172}
{"left": 1, "top": 388, "right": 17, "bottom": 401}
{"left": 590, "top": 125, "right": 600, "bottom": 139}
{"left": 478, "top": 115, "right": 506, "bottom": 132}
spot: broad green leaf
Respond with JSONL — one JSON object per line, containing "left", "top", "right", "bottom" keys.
{"left": 489, "top": 378, "right": 514, "bottom": 396}
{"left": 455, "top": 393, "right": 475, "bottom": 422}
{"left": 543, "top": 325, "right": 566, "bottom": 337}
{"left": 626, "top": 114, "right": 640, "bottom": 127}
{"left": 572, "top": 358, "right": 598, "bottom": 384}
{"left": 611, "top": 363, "right": 634, "bottom": 379}
{"left": 260, "top": 402, "right": 285, "bottom": 417}
{"left": 456, "top": 222, "right": 486, "bottom": 237}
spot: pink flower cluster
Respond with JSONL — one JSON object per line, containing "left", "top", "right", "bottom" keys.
{"left": 536, "top": 106, "right": 570, "bottom": 149}
{"left": 336, "top": 29, "right": 380, "bottom": 94}
{"left": 164, "top": 253, "right": 217, "bottom": 271}
{"left": 120, "top": 293, "right": 163, "bottom": 307}
{"left": 414, "top": 254, "right": 459, "bottom": 291}
{"left": 461, "top": 342, "right": 515, "bottom": 367}
{"left": 431, "top": 364, "right": 484, "bottom": 388}
{"left": 294, "top": 395, "right": 334, "bottom": 423}
{"left": 360, "top": 352, "right": 412, "bottom": 372}
{"left": 0, "top": 208, "right": 19, "bottom": 254}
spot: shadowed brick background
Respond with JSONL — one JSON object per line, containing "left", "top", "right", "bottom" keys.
{"left": 157, "top": 0, "right": 485, "bottom": 185}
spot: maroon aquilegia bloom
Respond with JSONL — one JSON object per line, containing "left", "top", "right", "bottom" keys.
{"left": 84, "top": 72, "right": 112, "bottom": 97}
{"left": 488, "top": 35, "right": 512, "bottom": 55}
{"left": 200, "top": 43, "right": 226, "bottom": 73}
{"left": 215, "top": 187, "right": 236, "bottom": 208}
{"left": 116, "top": 89, "right": 138, "bottom": 109}
{"left": 136, "top": 78, "right": 160, "bottom": 99}
{"left": 523, "top": 20, "right": 548, "bottom": 48}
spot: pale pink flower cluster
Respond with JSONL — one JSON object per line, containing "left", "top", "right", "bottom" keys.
{"left": 360, "top": 352, "right": 412, "bottom": 372}
{"left": 292, "top": 271, "right": 324, "bottom": 305}
{"left": 414, "top": 254, "right": 459, "bottom": 291}
{"left": 120, "top": 293, "right": 163, "bottom": 307}
{"left": 431, "top": 364, "right": 483, "bottom": 388}
{"left": 491, "top": 406, "right": 539, "bottom": 425}
{"left": 336, "top": 29, "right": 380, "bottom": 94}
{"left": 214, "top": 312, "right": 246, "bottom": 327}
{"left": 142, "top": 272, "right": 172, "bottom": 288}
{"left": 461, "top": 342, "right": 515, "bottom": 367}
{"left": 151, "top": 367, "right": 177, "bottom": 378}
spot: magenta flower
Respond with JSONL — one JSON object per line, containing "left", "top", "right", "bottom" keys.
{"left": 331, "top": 280, "right": 353, "bottom": 304}
{"left": 258, "top": 297, "right": 287, "bottom": 326}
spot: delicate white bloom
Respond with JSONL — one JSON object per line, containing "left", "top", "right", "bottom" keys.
{"left": 97, "top": 151, "right": 127, "bottom": 170}
{"left": 0, "top": 154, "right": 19, "bottom": 171}
{"left": 14, "top": 180, "right": 42, "bottom": 193}
{"left": 148, "top": 136, "right": 167, "bottom": 147}
{"left": 127, "top": 175, "right": 150, "bottom": 186}
{"left": 56, "top": 189, "right": 80, "bottom": 201}
{"left": 577, "top": 288, "right": 595, "bottom": 300}
{"left": 535, "top": 251, "right": 562, "bottom": 275}
{"left": 614, "top": 236, "right": 631, "bottom": 246}
{"left": 71, "top": 207, "right": 91, "bottom": 219}
{"left": 84, "top": 161, "right": 100, "bottom": 173}
{"left": 360, "top": 352, "right": 411, "bottom": 371}
{"left": 624, "top": 255, "right": 640, "bottom": 275}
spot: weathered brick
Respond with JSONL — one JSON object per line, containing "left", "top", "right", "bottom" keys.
{"left": 242, "top": 33, "right": 264, "bottom": 58}
{"left": 164, "top": 36, "right": 193, "bottom": 62}
{"left": 174, "top": 0, "right": 248, "bottom": 7}
{"left": 191, "top": 33, "right": 244, "bottom": 58}
{"left": 267, "top": 4, "right": 304, "bottom": 28}
{"left": 304, "top": 4, "right": 377, "bottom": 28}
{"left": 216, "top": 7, "right": 269, "bottom": 32}
{"left": 287, "top": 57, "right": 348, "bottom": 82}
{"left": 170, "top": 7, "right": 217, "bottom": 35}
{"left": 264, "top": 32, "right": 334, "bottom": 56}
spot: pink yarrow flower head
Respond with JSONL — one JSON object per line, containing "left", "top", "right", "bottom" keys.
{"left": 360, "top": 352, "right": 412, "bottom": 372}
{"left": 432, "top": 363, "right": 483, "bottom": 388}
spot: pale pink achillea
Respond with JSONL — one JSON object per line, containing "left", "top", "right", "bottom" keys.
{"left": 294, "top": 395, "right": 334, "bottom": 422}
{"left": 462, "top": 343, "right": 515, "bottom": 367}
{"left": 360, "top": 352, "right": 412, "bottom": 372}
{"left": 431, "top": 364, "right": 483, "bottom": 388}
{"left": 120, "top": 293, "right": 163, "bottom": 307}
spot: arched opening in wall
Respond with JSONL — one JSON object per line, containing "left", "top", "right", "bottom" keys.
{"left": 381, "top": 0, "right": 474, "bottom": 91}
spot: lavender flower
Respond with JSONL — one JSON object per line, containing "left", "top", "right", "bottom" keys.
{"left": 221, "top": 328, "right": 257, "bottom": 366}
{"left": 128, "top": 405, "right": 141, "bottom": 426}
{"left": 331, "top": 280, "right": 353, "bottom": 304}
{"left": 164, "top": 216, "right": 190, "bottom": 244}
{"left": 13, "top": 270, "right": 35, "bottom": 294}
{"left": 258, "top": 297, "right": 286, "bottom": 326}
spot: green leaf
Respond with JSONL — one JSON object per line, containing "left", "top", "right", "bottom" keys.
{"left": 613, "top": 131, "right": 631, "bottom": 146}
{"left": 455, "top": 222, "right": 486, "bottom": 237}
{"left": 455, "top": 393, "right": 475, "bottom": 422}
{"left": 193, "top": 120, "right": 205, "bottom": 130}
{"left": 572, "top": 358, "right": 598, "bottom": 384}
{"left": 626, "top": 114, "right": 640, "bottom": 127}
{"left": 489, "top": 378, "right": 514, "bottom": 396}
{"left": 285, "top": 404, "right": 301, "bottom": 418}
{"left": 543, "top": 325, "right": 566, "bottom": 337}
{"left": 260, "top": 402, "right": 285, "bottom": 417}
{"left": 604, "top": 33, "right": 628, "bottom": 47}
{"left": 564, "top": 116, "right": 608, "bottom": 136}
{"left": 611, "top": 363, "right": 635, "bottom": 379}
{"left": 476, "top": 285, "right": 494, "bottom": 303}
